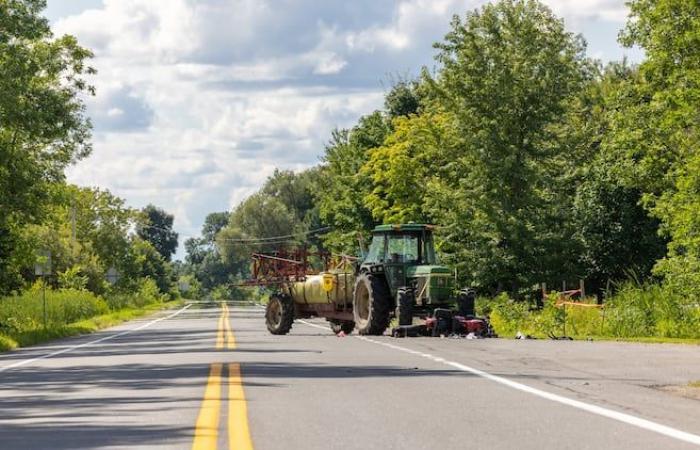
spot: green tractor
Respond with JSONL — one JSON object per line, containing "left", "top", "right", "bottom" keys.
{"left": 261, "top": 223, "right": 481, "bottom": 337}
{"left": 352, "top": 224, "right": 476, "bottom": 335}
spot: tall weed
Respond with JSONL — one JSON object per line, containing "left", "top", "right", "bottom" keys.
{"left": 0, "top": 284, "right": 108, "bottom": 333}
{"left": 485, "top": 282, "right": 700, "bottom": 340}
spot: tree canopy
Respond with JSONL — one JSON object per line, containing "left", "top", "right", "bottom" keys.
{"left": 183, "top": 0, "right": 700, "bottom": 300}
{"left": 136, "top": 204, "right": 179, "bottom": 262}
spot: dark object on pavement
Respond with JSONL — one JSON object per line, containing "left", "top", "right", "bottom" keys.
{"left": 391, "top": 324, "right": 428, "bottom": 338}
{"left": 548, "top": 332, "right": 573, "bottom": 340}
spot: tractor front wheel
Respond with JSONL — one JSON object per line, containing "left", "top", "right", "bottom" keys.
{"left": 396, "top": 288, "right": 414, "bottom": 326}
{"left": 353, "top": 273, "right": 391, "bottom": 335}
{"left": 266, "top": 293, "right": 294, "bottom": 335}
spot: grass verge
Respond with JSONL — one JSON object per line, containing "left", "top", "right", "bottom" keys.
{"left": 0, "top": 300, "right": 183, "bottom": 353}
{"left": 495, "top": 331, "right": 700, "bottom": 345}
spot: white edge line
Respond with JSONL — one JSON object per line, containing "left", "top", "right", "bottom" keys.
{"left": 0, "top": 304, "right": 192, "bottom": 373}
{"left": 298, "top": 319, "right": 700, "bottom": 446}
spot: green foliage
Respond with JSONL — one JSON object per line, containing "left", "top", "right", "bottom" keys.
{"left": 486, "top": 294, "right": 530, "bottom": 336}
{"left": 0, "top": 289, "right": 179, "bottom": 352}
{"left": 574, "top": 165, "right": 666, "bottom": 293}
{"left": 0, "top": 335, "right": 17, "bottom": 352}
{"left": 609, "top": 0, "right": 700, "bottom": 298}
{"left": 102, "top": 277, "right": 168, "bottom": 310}
{"left": 122, "top": 239, "right": 175, "bottom": 295}
{"left": 200, "top": 212, "right": 229, "bottom": 242}
{"left": 317, "top": 112, "right": 391, "bottom": 253}
{"left": 210, "top": 285, "right": 231, "bottom": 301}
{"left": 137, "top": 204, "right": 179, "bottom": 261}
{"left": 384, "top": 78, "right": 422, "bottom": 118}
{"left": 57, "top": 265, "right": 89, "bottom": 291}
{"left": 135, "top": 278, "right": 168, "bottom": 306}
{"left": 363, "top": 111, "right": 458, "bottom": 224}
{"left": 486, "top": 283, "right": 700, "bottom": 340}
{"left": 0, "top": 0, "right": 94, "bottom": 293}
{"left": 177, "top": 274, "right": 202, "bottom": 300}
{"left": 0, "top": 285, "right": 108, "bottom": 334}
{"left": 215, "top": 169, "right": 325, "bottom": 282}
{"left": 414, "top": 0, "right": 592, "bottom": 292}
{"left": 0, "top": 280, "right": 169, "bottom": 344}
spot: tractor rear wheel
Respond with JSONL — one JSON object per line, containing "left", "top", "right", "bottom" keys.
{"left": 396, "top": 288, "right": 414, "bottom": 326}
{"left": 266, "top": 293, "right": 294, "bottom": 335}
{"left": 329, "top": 320, "right": 355, "bottom": 335}
{"left": 353, "top": 273, "right": 391, "bottom": 335}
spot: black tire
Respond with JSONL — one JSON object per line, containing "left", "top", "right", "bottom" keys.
{"left": 457, "top": 288, "right": 476, "bottom": 317}
{"left": 266, "top": 293, "right": 294, "bottom": 335}
{"left": 329, "top": 320, "right": 355, "bottom": 335}
{"left": 353, "top": 273, "right": 391, "bottom": 335}
{"left": 396, "top": 288, "right": 414, "bottom": 326}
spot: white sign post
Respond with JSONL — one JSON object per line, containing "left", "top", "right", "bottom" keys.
{"left": 35, "top": 250, "right": 52, "bottom": 330}
{"left": 106, "top": 267, "right": 120, "bottom": 285}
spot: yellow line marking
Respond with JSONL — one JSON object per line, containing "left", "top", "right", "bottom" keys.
{"left": 216, "top": 305, "right": 225, "bottom": 349}
{"left": 192, "top": 363, "right": 223, "bottom": 450}
{"left": 228, "top": 363, "right": 254, "bottom": 450}
{"left": 223, "top": 303, "right": 236, "bottom": 349}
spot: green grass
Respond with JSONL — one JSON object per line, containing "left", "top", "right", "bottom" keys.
{"left": 688, "top": 381, "right": 700, "bottom": 388}
{"left": 0, "top": 335, "right": 17, "bottom": 352}
{"left": 0, "top": 294, "right": 183, "bottom": 352}
{"left": 586, "top": 336, "right": 700, "bottom": 345}
{"left": 485, "top": 283, "right": 700, "bottom": 345}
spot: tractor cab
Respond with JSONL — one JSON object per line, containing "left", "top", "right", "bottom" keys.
{"left": 360, "top": 224, "right": 453, "bottom": 311}
{"left": 363, "top": 224, "right": 439, "bottom": 265}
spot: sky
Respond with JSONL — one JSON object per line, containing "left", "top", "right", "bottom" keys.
{"left": 45, "top": 0, "right": 643, "bottom": 260}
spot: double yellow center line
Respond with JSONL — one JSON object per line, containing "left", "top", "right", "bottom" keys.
{"left": 216, "top": 302, "right": 236, "bottom": 350}
{"left": 193, "top": 303, "right": 253, "bottom": 450}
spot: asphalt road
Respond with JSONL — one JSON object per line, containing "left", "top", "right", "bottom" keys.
{"left": 1, "top": 303, "right": 700, "bottom": 450}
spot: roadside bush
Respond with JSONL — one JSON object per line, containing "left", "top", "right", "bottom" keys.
{"left": 57, "top": 265, "right": 90, "bottom": 291}
{"left": 603, "top": 283, "right": 700, "bottom": 339}
{"left": 489, "top": 294, "right": 533, "bottom": 336}
{"left": 0, "top": 334, "right": 18, "bottom": 351}
{"left": 135, "top": 277, "right": 168, "bottom": 306}
{"left": 0, "top": 283, "right": 108, "bottom": 334}
{"left": 485, "top": 282, "right": 700, "bottom": 340}
{"left": 104, "top": 277, "right": 168, "bottom": 310}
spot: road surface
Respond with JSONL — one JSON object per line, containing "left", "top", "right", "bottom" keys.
{"left": 1, "top": 303, "right": 700, "bottom": 449}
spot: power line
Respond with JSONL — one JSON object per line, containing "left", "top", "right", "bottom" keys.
{"left": 215, "top": 239, "right": 301, "bottom": 247}
{"left": 135, "top": 222, "right": 179, "bottom": 234}
{"left": 215, "top": 226, "right": 331, "bottom": 243}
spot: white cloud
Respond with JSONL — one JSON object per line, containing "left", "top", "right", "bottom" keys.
{"left": 51, "top": 0, "right": 635, "bottom": 258}
{"left": 544, "top": 0, "right": 628, "bottom": 24}
{"left": 312, "top": 52, "right": 348, "bottom": 75}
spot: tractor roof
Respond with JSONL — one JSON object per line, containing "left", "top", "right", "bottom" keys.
{"left": 372, "top": 223, "right": 436, "bottom": 233}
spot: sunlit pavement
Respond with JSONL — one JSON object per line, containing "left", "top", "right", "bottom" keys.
{"left": 0, "top": 303, "right": 699, "bottom": 449}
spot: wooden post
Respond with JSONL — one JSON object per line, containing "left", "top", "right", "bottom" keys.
{"left": 579, "top": 279, "right": 585, "bottom": 299}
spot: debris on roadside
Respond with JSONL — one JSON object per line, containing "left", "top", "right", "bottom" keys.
{"left": 516, "top": 331, "right": 536, "bottom": 340}
{"left": 547, "top": 332, "right": 573, "bottom": 340}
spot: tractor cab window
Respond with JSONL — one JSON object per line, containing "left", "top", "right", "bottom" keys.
{"left": 365, "top": 234, "right": 386, "bottom": 263}
{"left": 387, "top": 234, "right": 419, "bottom": 263}
{"left": 423, "top": 233, "right": 439, "bottom": 265}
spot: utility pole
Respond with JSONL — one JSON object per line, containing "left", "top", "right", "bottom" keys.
{"left": 70, "top": 200, "right": 77, "bottom": 260}
{"left": 70, "top": 202, "right": 76, "bottom": 247}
